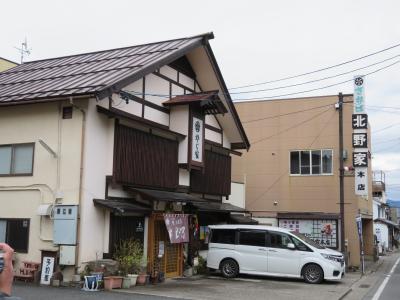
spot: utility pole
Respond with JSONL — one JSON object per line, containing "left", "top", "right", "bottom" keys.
{"left": 338, "top": 92, "right": 346, "bottom": 255}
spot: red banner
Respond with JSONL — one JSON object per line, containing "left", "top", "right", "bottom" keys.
{"left": 163, "top": 214, "right": 189, "bottom": 243}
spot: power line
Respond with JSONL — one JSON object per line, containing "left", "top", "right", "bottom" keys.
{"left": 235, "top": 58, "right": 400, "bottom": 101}
{"left": 229, "top": 53, "right": 400, "bottom": 94}
{"left": 373, "top": 122, "right": 400, "bottom": 134}
{"left": 241, "top": 102, "right": 335, "bottom": 124}
{"left": 126, "top": 57, "right": 400, "bottom": 102}
{"left": 229, "top": 41, "right": 400, "bottom": 90}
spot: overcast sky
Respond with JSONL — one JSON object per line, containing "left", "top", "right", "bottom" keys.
{"left": 1, "top": 0, "right": 399, "bottom": 199}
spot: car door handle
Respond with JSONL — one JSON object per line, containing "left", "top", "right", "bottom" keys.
{"left": 258, "top": 248, "right": 267, "bottom": 251}
{"left": 268, "top": 249, "right": 278, "bottom": 253}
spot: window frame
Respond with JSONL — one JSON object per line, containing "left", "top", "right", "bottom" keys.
{"left": 0, "top": 142, "right": 35, "bottom": 177}
{"left": 209, "top": 229, "right": 237, "bottom": 245}
{"left": 289, "top": 149, "right": 333, "bottom": 176}
{"left": 238, "top": 229, "right": 267, "bottom": 247}
{"left": 0, "top": 218, "right": 30, "bottom": 253}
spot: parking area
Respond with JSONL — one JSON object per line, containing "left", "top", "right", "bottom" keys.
{"left": 114, "top": 273, "right": 360, "bottom": 300}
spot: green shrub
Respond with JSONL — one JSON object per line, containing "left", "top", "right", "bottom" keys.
{"left": 113, "top": 238, "right": 143, "bottom": 275}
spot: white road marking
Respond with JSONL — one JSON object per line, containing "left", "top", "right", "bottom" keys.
{"left": 371, "top": 257, "right": 400, "bottom": 300}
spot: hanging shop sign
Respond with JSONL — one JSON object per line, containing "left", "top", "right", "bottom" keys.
{"left": 164, "top": 214, "right": 189, "bottom": 243}
{"left": 352, "top": 76, "right": 369, "bottom": 196}
{"left": 278, "top": 219, "right": 338, "bottom": 248}
{"left": 191, "top": 116, "right": 204, "bottom": 163}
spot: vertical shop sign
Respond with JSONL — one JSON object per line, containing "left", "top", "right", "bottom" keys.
{"left": 353, "top": 76, "right": 369, "bottom": 196}
{"left": 191, "top": 117, "right": 204, "bottom": 163}
{"left": 164, "top": 214, "right": 189, "bottom": 243}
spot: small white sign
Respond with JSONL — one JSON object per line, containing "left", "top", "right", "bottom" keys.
{"left": 191, "top": 117, "right": 203, "bottom": 163}
{"left": 40, "top": 256, "right": 55, "bottom": 285}
{"left": 355, "top": 167, "right": 368, "bottom": 196}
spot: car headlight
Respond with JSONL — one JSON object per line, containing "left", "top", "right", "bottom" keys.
{"left": 321, "top": 253, "right": 343, "bottom": 263}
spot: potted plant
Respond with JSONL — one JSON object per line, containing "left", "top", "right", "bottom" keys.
{"left": 136, "top": 260, "right": 149, "bottom": 285}
{"left": 103, "top": 275, "right": 123, "bottom": 290}
{"left": 113, "top": 238, "right": 143, "bottom": 288}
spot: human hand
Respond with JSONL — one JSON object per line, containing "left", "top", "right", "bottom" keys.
{"left": 0, "top": 243, "right": 14, "bottom": 296}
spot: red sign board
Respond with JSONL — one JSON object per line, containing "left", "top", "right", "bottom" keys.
{"left": 163, "top": 214, "right": 189, "bottom": 243}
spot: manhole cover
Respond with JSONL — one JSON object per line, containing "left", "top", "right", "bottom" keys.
{"left": 359, "top": 284, "right": 370, "bottom": 288}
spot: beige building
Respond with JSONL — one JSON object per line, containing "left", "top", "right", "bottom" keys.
{"left": 0, "top": 33, "right": 249, "bottom": 281}
{"left": 232, "top": 95, "right": 374, "bottom": 267}
{"left": 0, "top": 57, "right": 17, "bottom": 72}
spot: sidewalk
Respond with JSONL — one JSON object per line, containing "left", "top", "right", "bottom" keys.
{"left": 112, "top": 260, "right": 387, "bottom": 300}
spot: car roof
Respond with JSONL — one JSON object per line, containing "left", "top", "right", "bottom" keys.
{"left": 208, "top": 224, "right": 291, "bottom": 233}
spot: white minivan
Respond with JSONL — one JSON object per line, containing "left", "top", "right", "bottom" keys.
{"left": 207, "top": 225, "right": 345, "bottom": 284}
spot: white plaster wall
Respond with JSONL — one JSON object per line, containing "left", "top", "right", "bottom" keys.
{"left": 172, "top": 85, "right": 184, "bottom": 97}
{"left": 79, "top": 99, "right": 115, "bottom": 264}
{"left": 375, "top": 223, "right": 389, "bottom": 250}
{"left": 222, "top": 131, "right": 231, "bottom": 148}
{"left": 179, "top": 169, "right": 190, "bottom": 186}
{"left": 0, "top": 101, "right": 83, "bottom": 269}
{"left": 205, "top": 128, "right": 222, "bottom": 144}
{"left": 373, "top": 201, "right": 379, "bottom": 219}
{"left": 205, "top": 115, "right": 220, "bottom": 128}
{"left": 160, "top": 66, "right": 177, "bottom": 82}
{"left": 169, "top": 106, "right": 189, "bottom": 164}
{"left": 223, "top": 182, "right": 245, "bottom": 209}
{"left": 179, "top": 73, "right": 195, "bottom": 90}
{"left": 145, "top": 74, "right": 170, "bottom": 106}
{"left": 144, "top": 107, "right": 169, "bottom": 126}
{"left": 0, "top": 190, "right": 57, "bottom": 266}
{"left": 112, "top": 93, "right": 142, "bottom": 117}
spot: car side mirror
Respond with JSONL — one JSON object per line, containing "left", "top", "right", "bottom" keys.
{"left": 287, "top": 243, "right": 295, "bottom": 250}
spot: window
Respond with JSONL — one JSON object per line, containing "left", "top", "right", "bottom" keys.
{"left": 291, "top": 236, "right": 311, "bottom": 252}
{"left": 0, "top": 143, "right": 34, "bottom": 176}
{"left": 210, "top": 229, "right": 236, "bottom": 244}
{"left": 239, "top": 230, "right": 266, "bottom": 247}
{"left": 290, "top": 149, "right": 332, "bottom": 175}
{"left": 0, "top": 219, "right": 30, "bottom": 253}
{"left": 268, "top": 231, "right": 293, "bottom": 249}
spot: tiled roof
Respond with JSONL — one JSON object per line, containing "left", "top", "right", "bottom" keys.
{"left": 0, "top": 33, "right": 213, "bottom": 105}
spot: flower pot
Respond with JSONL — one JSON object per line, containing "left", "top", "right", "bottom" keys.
{"left": 103, "top": 276, "right": 123, "bottom": 290}
{"left": 122, "top": 277, "right": 131, "bottom": 289}
{"left": 127, "top": 274, "right": 138, "bottom": 287}
{"left": 136, "top": 274, "right": 148, "bottom": 285}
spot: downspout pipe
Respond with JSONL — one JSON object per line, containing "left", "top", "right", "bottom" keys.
{"left": 69, "top": 97, "right": 86, "bottom": 274}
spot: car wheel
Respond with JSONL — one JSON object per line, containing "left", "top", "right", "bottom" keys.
{"left": 303, "top": 264, "right": 324, "bottom": 284}
{"left": 220, "top": 259, "right": 239, "bottom": 278}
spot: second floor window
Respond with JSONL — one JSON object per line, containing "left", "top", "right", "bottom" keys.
{"left": 290, "top": 149, "right": 332, "bottom": 175}
{"left": 0, "top": 143, "right": 34, "bottom": 176}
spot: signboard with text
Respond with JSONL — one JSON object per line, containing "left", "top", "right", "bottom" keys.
{"left": 352, "top": 76, "right": 369, "bottom": 196}
{"left": 40, "top": 256, "right": 55, "bottom": 285}
{"left": 164, "top": 214, "right": 189, "bottom": 244}
{"left": 191, "top": 117, "right": 204, "bottom": 163}
{"left": 278, "top": 219, "right": 338, "bottom": 248}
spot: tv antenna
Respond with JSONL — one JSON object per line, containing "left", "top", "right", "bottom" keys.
{"left": 15, "top": 38, "right": 31, "bottom": 64}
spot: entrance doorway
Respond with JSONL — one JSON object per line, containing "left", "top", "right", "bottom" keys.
{"left": 148, "top": 214, "right": 183, "bottom": 278}
{"left": 109, "top": 214, "right": 145, "bottom": 255}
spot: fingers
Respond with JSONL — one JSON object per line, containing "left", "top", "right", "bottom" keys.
{"left": 0, "top": 243, "right": 14, "bottom": 261}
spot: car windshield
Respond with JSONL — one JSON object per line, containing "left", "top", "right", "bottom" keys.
{"left": 290, "top": 231, "right": 325, "bottom": 249}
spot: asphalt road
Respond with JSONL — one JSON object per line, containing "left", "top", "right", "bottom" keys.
{"left": 12, "top": 283, "right": 184, "bottom": 300}
{"left": 374, "top": 256, "right": 400, "bottom": 300}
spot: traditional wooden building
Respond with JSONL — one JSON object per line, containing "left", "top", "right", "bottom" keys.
{"left": 0, "top": 33, "right": 250, "bottom": 280}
